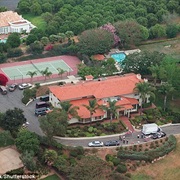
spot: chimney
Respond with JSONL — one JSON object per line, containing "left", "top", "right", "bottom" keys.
{"left": 136, "top": 74, "right": 141, "bottom": 80}
{"left": 85, "top": 75, "right": 94, "bottom": 81}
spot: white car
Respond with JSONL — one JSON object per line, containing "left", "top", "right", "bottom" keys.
{"left": 18, "top": 83, "right": 32, "bottom": 90}
{"left": 88, "top": 141, "right": 104, "bottom": 147}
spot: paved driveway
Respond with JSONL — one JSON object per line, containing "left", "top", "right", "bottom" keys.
{"left": 0, "top": 89, "right": 43, "bottom": 136}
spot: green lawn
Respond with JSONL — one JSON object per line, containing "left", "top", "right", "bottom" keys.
{"left": 22, "top": 14, "right": 46, "bottom": 30}
{"left": 132, "top": 173, "right": 152, "bottom": 180}
{"left": 42, "top": 174, "right": 60, "bottom": 180}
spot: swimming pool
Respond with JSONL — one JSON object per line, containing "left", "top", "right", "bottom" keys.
{"left": 111, "top": 52, "right": 126, "bottom": 63}
{"left": 0, "top": 39, "right": 7, "bottom": 43}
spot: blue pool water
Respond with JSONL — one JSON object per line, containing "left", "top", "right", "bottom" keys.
{"left": 0, "top": 39, "right": 7, "bottom": 43}
{"left": 111, "top": 52, "right": 126, "bottom": 63}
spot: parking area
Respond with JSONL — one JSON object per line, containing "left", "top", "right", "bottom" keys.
{"left": 0, "top": 89, "right": 43, "bottom": 135}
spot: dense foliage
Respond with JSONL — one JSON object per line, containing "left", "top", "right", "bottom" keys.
{"left": 117, "top": 135, "right": 177, "bottom": 162}
{"left": 17, "top": 0, "right": 180, "bottom": 35}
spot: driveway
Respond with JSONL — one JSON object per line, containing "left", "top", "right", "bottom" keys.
{"left": 54, "top": 125, "right": 180, "bottom": 147}
{"left": 0, "top": 89, "right": 43, "bottom": 136}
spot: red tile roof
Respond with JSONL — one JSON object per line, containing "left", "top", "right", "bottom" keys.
{"left": 49, "top": 73, "right": 142, "bottom": 101}
{"left": 70, "top": 98, "right": 104, "bottom": 118}
{"left": 0, "top": 11, "right": 24, "bottom": 27}
{"left": 93, "top": 54, "right": 105, "bottom": 61}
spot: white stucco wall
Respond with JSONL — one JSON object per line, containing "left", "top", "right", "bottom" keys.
{"left": 49, "top": 92, "right": 61, "bottom": 108}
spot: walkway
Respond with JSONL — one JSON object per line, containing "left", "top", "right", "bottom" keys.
{"left": 121, "top": 116, "right": 134, "bottom": 132}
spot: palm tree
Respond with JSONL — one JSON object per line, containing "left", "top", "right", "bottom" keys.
{"left": 44, "top": 149, "right": 58, "bottom": 166}
{"left": 59, "top": 101, "right": 79, "bottom": 118}
{"left": 134, "top": 82, "right": 156, "bottom": 115}
{"left": 57, "top": 68, "right": 66, "bottom": 79}
{"left": 26, "top": 71, "right": 37, "bottom": 82}
{"left": 83, "top": 99, "right": 99, "bottom": 122}
{"left": 40, "top": 67, "right": 52, "bottom": 81}
{"left": 101, "top": 98, "right": 122, "bottom": 123}
{"left": 149, "top": 64, "right": 159, "bottom": 85}
{"left": 158, "top": 83, "right": 174, "bottom": 111}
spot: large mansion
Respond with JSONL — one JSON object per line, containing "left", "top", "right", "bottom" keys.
{"left": 49, "top": 73, "right": 146, "bottom": 124}
{"left": 0, "top": 11, "right": 35, "bottom": 34}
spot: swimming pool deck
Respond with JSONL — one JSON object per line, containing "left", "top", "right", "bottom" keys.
{"left": 105, "top": 48, "right": 141, "bottom": 58}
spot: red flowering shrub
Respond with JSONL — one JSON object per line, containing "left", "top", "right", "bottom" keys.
{"left": 44, "top": 44, "right": 53, "bottom": 51}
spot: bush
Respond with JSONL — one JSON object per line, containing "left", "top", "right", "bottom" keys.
{"left": 105, "top": 154, "right": 114, "bottom": 162}
{"left": 22, "top": 88, "right": 37, "bottom": 104}
{"left": 7, "top": 48, "right": 23, "bottom": 58}
{"left": 69, "top": 150, "right": 78, "bottom": 157}
{"left": 112, "top": 158, "right": 121, "bottom": 166}
{"left": 125, "top": 173, "right": 131, "bottom": 178}
{"left": 116, "top": 164, "right": 127, "bottom": 173}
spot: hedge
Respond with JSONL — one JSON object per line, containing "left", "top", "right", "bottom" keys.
{"left": 117, "top": 135, "right": 176, "bottom": 162}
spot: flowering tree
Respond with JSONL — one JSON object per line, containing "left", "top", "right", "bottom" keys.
{"left": 100, "top": 23, "right": 120, "bottom": 46}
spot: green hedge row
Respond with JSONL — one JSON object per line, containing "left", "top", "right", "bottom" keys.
{"left": 117, "top": 135, "right": 176, "bottom": 162}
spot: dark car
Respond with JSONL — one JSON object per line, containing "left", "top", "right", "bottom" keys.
{"left": 9, "top": 83, "right": 17, "bottom": 92}
{"left": 104, "top": 140, "right": 120, "bottom": 146}
{"left": 151, "top": 132, "right": 166, "bottom": 139}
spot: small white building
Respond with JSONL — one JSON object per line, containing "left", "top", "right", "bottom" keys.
{"left": 0, "top": 11, "right": 35, "bottom": 34}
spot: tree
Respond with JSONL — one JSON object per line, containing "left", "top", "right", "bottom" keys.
{"left": 41, "top": 12, "right": 53, "bottom": 23}
{"left": 149, "top": 24, "right": 166, "bottom": 39}
{"left": 166, "top": 24, "right": 178, "bottom": 38}
{"left": 0, "top": 53, "right": 7, "bottom": 63}
{"left": 59, "top": 101, "right": 79, "bottom": 118}
{"left": 58, "top": 33, "right": 66, "bottom": 43}
{"left": 40, "top": 67, "right": 52, "bottom": 81}
{"left": 39, "top": 110, "right": 68, "bottom": 141}
{"left": 44, "top": 149, "right": 58, "bottom": 166}
{"left": 0, "top": 108, "right": 26, "bottom": 134}
{"left": 122, "top": 51, "right": 165, "bottom": 75}
{"left": 134, "top": 82, "right": 155, "bottom": 115}
{"left": 26, "top": 34, "right": 38, "bottom": 45}
{"left": 6, "top": 33, "right": 20, "bottom": 48}
{"left": 40, "top": 37, "right": 49, "bottom": 46}
{"left": 57, "top": 68, "right": 66, "bottom": 79}
{"left": 65, "top": 31, "right": 74, "bottom": 39}
{"left": 148, "top": 64, "right": 160, "bottom": 85}
{"left": 158, "top": 83, "right": 174, "bottom": 111}
{"left": 15, "top": 129, "right": 40, "bottom": 154}
{"left": 26, "top": 71, "right": 37, "bottom": 82}
{"left": 83, "top": 99, "right": 99, "bottom": 122}
{"left": 114, "top": 20, "right": 144, "bottom": 47}
{"left": 28, "top": 41, "right": 44, "bottom": 55}
{"left": 20, "top": 151, "right": 37, "bottom": 171}
{"left": 78, "top": 29, "right": 114, "bottom": 55}
{"left": 68, "top": 156, "right": 111, "bottom": 180}
{"left": 30, "top": 2, "right": 42, "bottom": 15}
{"left": 102, "top": 98, "right": 122, "bottom": 123}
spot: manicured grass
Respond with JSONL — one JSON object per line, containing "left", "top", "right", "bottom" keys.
{"left": 131, "top": 135, "right": 180, "bottom": 180}
{"left": 22, "top": 14, "right": 46, "bottom": 30}
{"left": 42, "top": 174, "right": 60, "bottom": 180}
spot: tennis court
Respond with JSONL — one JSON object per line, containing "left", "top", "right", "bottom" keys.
{"left": 1, "top": 60, "right": 72, "bottom": 80}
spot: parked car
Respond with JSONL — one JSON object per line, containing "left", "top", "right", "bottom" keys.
{"left": 36, "top": 101, "right": 50, "bottom": 109}
{"left": 40, "top": 95, "right": 49, "bottom": 102}
{"left": 9, "top": 83, "right": 17, "bottom": 92}
{"left": 35, "top": 107, "right": 47, "bottom": 116}
{"left": 104, "top": 140, "right": 120, "bottom": 146}
{"left": 18, "top": 83, "right": 32, "bottom": 90}
{"left": 151, "top": 132, "right": 166, "bottom": 139}
{"left": 0, "top": 85, "right": 8, "bottom": 95}
{"left": 88, "top": 141, "right": 104, "bottom": 147}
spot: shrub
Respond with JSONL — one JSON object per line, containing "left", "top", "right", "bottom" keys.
{"left": 112, "top": 158, "right": 121, "bottom": 166}
{"left": 105, "top": 154, "right": 114, "bottom": 162}
{"left": 125, "top": 173, "right": 131, "bottom": 178}
{"left": 116, "top": 163, "right": 127, "bottom": 173}
{"left": 35, "top": 83, "right": 41, "bottom": 89}
{"left": 69, "top": 150, "right": 78, "bottom": 157}
{"left": 7, "top": 48, "right": 23, "bottom": 58}
{"left": 44, "top": 44, "right": 53, "bottom": 51}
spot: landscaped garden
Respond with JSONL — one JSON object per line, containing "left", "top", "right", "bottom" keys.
{"left": 66, "top": 121, "right": 126, "bottom": 137}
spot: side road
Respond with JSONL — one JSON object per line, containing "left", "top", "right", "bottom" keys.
{"left": 54, "top": 124, "right": 180, "bottom": 147}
